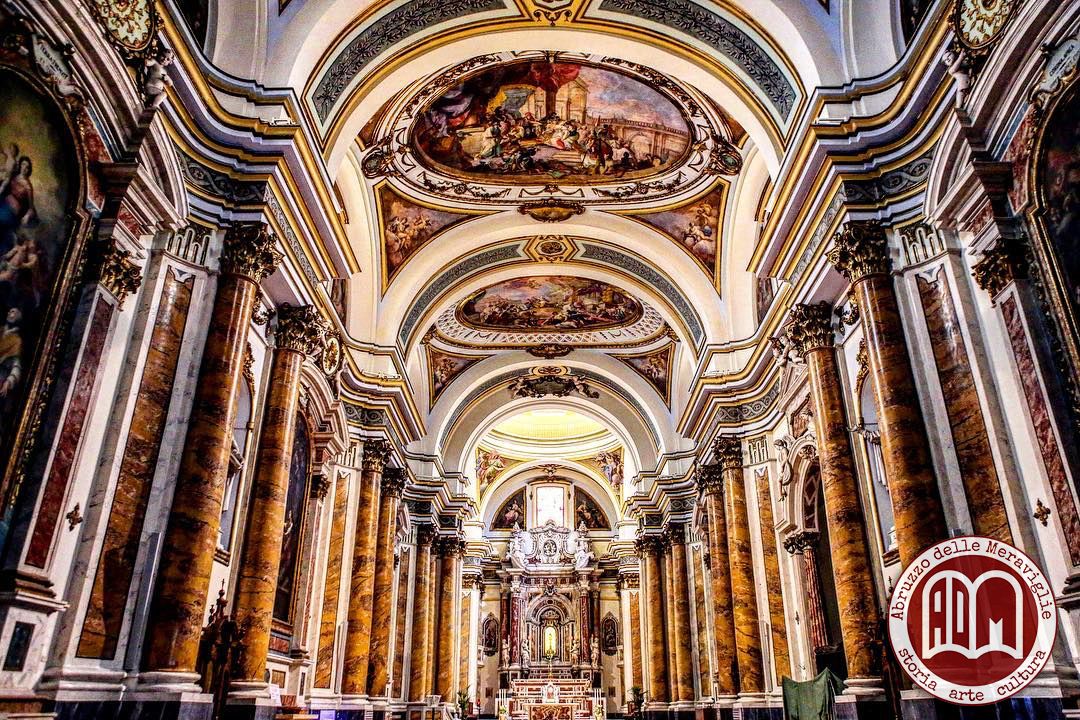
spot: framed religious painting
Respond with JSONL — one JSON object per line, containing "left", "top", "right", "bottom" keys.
{"left": 1027, "top": 73, "right": 1080, "bottom": 421}
{"left": 0, "top": 47, "right": 93, "bottom": 539}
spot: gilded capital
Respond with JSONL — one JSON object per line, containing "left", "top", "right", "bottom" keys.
{"left": 782, "top": 530, "right": 820, "bottom": 555}
{"left": 381, "top": 466, "right": 408, "bottom": 498}
{"left": 696, "top": 463, "right": 724, "bottom": 496}
{"left": 362, "top": 438, "right": 393, "bottom": 473}
{"left": 99, "top": 243, "right": 142, "bottom": 305}
{"left": 783, "top": 302, "right": 836, "bottom": 357}
{"left": 416, "top": 523, "right": 436, "bottom": 547}
{"left": 220, "top": 222, "right": 281, "bottom": 282}
{"left": 666, "top": 521, "right": 687, "bottom": 545}
{"left": 972, "top": 241, "right": 1025, "bottom": 298}
{"left": 713, "top": 435, "right": 742, "bottom": 471}
{"left": 274, "top": 304, "right": 328, "bottom": 355}
{"left": 826, "top": 220, "right": 891, "bottom": 283}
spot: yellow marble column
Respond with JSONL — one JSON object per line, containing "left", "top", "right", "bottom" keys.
{"left": 714, "top": 436, "right": 765, "bottom": 696}
{"left": 828, "top": 221, "right": 948, "bottom": 567}
{"left": 143, "top": 223, "right": 279, "bottom": 685}
{"left": 435, "top": 537, "right": 463, "bottom": 700}
{"left": 783, "top": 303, "right": 882, "bottom": 691}
{"left": 368, "top": 466, "right": 408, "bottom": 698}
{"left": 408, "top": 525, "right": 436, "bottom": 702}
{"left": 661, "top": 543, "right": 678, "bottom": 696}
{"left": 751, "top": 469, "right": 791, "bottom": 684}
{"left": 230, "top": 305, "right": 326, "bottom": 697}
{"left": 636, "top": 537, "right": 669, "bottom": 705}
{"left": 667, "top": 523, "right": 694, "bottom": 703}
{"left": 341, "top": 439, "right": 392, "bottom": 696}
{"left": 697, "top": 464, "right": 737, "bottom": 699}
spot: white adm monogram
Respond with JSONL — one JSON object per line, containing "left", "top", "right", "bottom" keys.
{"left": 921, "top": 569, "right": 1024, "bottom": 660}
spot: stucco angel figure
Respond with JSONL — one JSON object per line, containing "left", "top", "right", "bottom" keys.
{"left": 142, "top": 46, "right": 174, "bottom": 109}
{"left": 573, "top": 523, "right": 594, "bottom": 569}
{"left": 506, "top": 529, "right": 528, "bottom": 569}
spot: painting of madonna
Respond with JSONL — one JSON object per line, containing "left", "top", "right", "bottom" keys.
{"left": 0, "top": 70, "right": 78, "bottom": 530}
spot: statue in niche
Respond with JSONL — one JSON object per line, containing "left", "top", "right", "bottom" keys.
{"left": 521, "top": 636, "right": 532, "bottom": 669}
{"left": 502, "top": 637, "right": 510, "bottom": 665}
{"left": 569, "top": 637, "right": 580, "bottom": 665}
{"left": 590, "top": 636, "right": 600, "bottom": 666}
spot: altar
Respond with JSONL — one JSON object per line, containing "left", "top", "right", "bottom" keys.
{"left": 510, "top": 679, "right": 596, "bottom": 720}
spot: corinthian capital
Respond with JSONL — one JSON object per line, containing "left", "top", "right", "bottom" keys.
{"left": 99, "top": 243, "right": 142, "bottom": 306}
{"left": 362, "top": 438, "right": 393, "bottom": 473}
{"left": 695, "top": 463, "right": 724, "bottom": 496}
{"left": 712, "top": 435, "right": 742, "bottom": 471}
{"left": 826, "top": 220, "right": 891, "bottom": 283}
{"left": 220, "top": 222, "right": 281, "bottom": 282}
{"left": 783, "top": 302, "right": 835, "bottom": 357}
{"left": 381, "top": 466, "right": 408, "bottom": 497}
{"left": 274, "top": 304, "right": 328, "bottom": 355}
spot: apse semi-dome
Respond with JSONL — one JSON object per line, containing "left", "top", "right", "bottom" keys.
{"left": 410, "top": 58, "right": 693, "bottom": 185}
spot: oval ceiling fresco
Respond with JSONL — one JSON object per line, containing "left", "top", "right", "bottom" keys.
{"left": 458, "top": 276, "right": 644, "bottom": 332}
{"left": 412, "top": 59, "right": 692, "bottom": 185}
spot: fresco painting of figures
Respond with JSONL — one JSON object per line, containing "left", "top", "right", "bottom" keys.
{"left": 377, "top": 184, "right": 472, "bottom": 285}
{"left": 458, "top": 276, "right": 643, "bottom": 332}
{"left": 414, "top": 60, "right": 691, "bottom": 183}
{"left": 630, "top": 184, "right": 725, "bottom": 283}
{"left": 0, "top": 72, "right": 77, "bottom": 499}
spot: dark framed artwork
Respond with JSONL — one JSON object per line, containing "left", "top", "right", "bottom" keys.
{"left": 492, "top": 489, "right": 525, "bottom": 530}
{"left": 573, "top": 489, "right": 609, "bottom": 530}
{"left": 0, "top": 54, "right": 91, "bottom": 541}
{"left": 274, "top": 414, "right": 312, "bottom": 623}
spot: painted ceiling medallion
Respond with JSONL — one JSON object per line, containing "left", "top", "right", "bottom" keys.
{"left": 374, "top": 52, "right": 737, "bottom": 208}
{"left": 87, "top": 0, "right": 158, "bottom": 56}
{"left": 955, "top": 0, "right": 1015, "bottom": 51}
{"left": 458, "top": 276, "right": 643, "bottom": 332}
{"left": 412, "top": 58, "right": 692, "bottom": 185}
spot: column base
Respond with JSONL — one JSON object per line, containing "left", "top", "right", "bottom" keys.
{"left": 52, "top": 691, "right": 214, "bottom": 720}
{"left": 221, "top": 699, "right": 281, "bottom": 720}
{"left": 834, "top": 694, "right": 889, "bottom": 720}
{"left": 899, "top": 690, "right": 1066, "bottom": 720}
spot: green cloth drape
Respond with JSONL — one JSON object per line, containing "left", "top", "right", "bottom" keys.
{"left": 781, "top": 669, "right": 845, "bottom": 720}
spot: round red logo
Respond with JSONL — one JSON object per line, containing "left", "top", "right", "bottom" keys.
{"left": 887, "top": 536, "right": 1056, "bottom": 705}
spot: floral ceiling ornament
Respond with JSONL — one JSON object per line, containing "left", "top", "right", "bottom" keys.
{"left": 518, "top": 199, "right": 585, "bottom": 223}
{"left": 86, "top": 0, "right": 162, "bottom": 59}
{"left": 508, "top": 367, "right": 600, "bottom": 399}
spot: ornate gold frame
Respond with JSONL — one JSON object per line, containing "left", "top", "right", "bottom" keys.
{"left": 1024, "top": 71, "right": 1080, "bottom": 422}
{"left": 0, "top": 29, "right": 94, "bottom": 520}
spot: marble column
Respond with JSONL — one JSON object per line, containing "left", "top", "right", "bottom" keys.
{"left": 667, "top": 523, "right": 694, "bottom": 703}
{"left": 636, "top": 538, "right": 669, "bottom": 705}
{"left": 230, "top": 305, "right": 327, "bottom": 699}
{"left": 341, "top": 439, "right": 393, "bottom": 696}
{"left": 714, "top": 437, "right": 765, "bottom": 697}
{"left": 751, "top": 469, "right": 791, "bottom": 685}
{"left": 784, "top": 303, "right": 882, "bottom": 692}
{"left": 408, "top": 525, "right": 436, "bottom": 702}
{"left": 697, "top": 464, "right": 737, "bottom": 700}
{"left": 661, "top": 543, "right": 678, "bottom": 694}
{"left": 368, "top": 467, "right": 408, "bottom": 698}
{"left": 435, "top": 537, "right": 463, "bottom": 700}
{"left": 828, "top": 221, "right": 948, "bottom": 566}
{"left": 143, "top": 223, "right": 279, "bottom": 687}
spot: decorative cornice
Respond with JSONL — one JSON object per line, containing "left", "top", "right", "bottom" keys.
{"left": 99, "top": 244, "right": 142, "bottom": 306}
{"left": 362, "top": 438, "right": 393, "bottom": 473}
{"left": 274, "top": 304, "right": 328, "bottom": 355}
{"left": 712, "top": 435, "right": 742, "bottom": 471}
{"left": 783, "top": 302, "right": 835, "bottom": 357}
{"left": 381, "top": 466, "right": 408, "bottom": 497}
{"left": 826, "top": 220, "right": 891, "bottom": 284}
{"left": 220, "top": 222, "right": 281, "bottom": 282}
{"left": 696, "top": 463, "right": 724, "bottom": 496}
